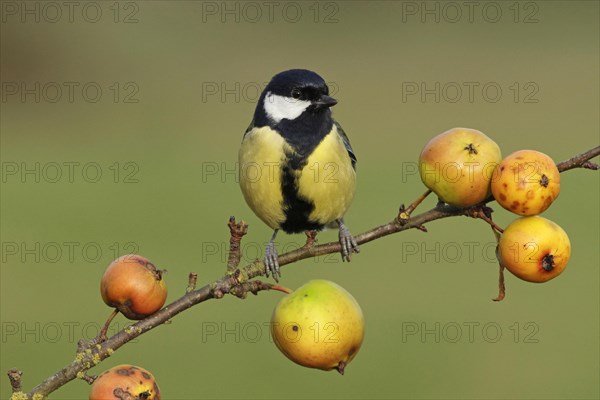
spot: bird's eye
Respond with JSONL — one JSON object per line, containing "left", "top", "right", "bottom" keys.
{"left": 291, "top": 88, "right": 301, "bottom": 99}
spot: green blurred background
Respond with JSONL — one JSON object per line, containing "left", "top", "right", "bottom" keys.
{"left": 1, "top": 1, "right": 598, "bottom": 398}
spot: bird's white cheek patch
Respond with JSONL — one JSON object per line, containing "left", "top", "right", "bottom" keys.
{"left": 263, "top": 92, "right": 311, "bottom": 123}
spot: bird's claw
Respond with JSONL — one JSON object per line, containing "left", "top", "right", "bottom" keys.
{"left": 264, "top": 242, "right": 281, "bottom": 282}
{"left": 339, "top": 224, "right": 359, "bottom": 262}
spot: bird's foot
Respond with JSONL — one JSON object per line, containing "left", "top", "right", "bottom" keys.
{"left": 338, "top": 221, "right": 359, "bottom": 262}
{"left": 264, "top": 241, "right": 281, "bottom": 282}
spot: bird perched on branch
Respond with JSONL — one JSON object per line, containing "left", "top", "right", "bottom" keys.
{"left": 239, "top": 69, "right": 359, "bottom": 280}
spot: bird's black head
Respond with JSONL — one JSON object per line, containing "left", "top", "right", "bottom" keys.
{"left": 266, "top": 69, "right": 334, "bottom": 105}
{"left": 254, "top": 69, "right": 337, "bottom": 126}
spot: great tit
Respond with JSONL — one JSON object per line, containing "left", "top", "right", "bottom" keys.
{"left": 239, "top": 69, "right": 359, "bottom": 280}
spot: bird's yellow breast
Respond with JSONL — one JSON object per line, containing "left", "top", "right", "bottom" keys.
{"left": 239, "top": 124, "right": 356, "bottom": 230}
{"left": 297, "top": 124, "right": 356, "bottom": 225}
{"left": 239, "top": 126, "right": 287, "bottom": 229}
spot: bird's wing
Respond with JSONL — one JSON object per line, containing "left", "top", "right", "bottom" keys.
{"left": 334, "top": 120, "right": 357, "bottom": 170}
{"left": 242, "top": 119, "right": 255, "bottom": 141}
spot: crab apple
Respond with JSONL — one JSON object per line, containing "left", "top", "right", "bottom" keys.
{"left": 101, "top": 255, "right": 167, "bottom": 320}
{"left": 498, "top": 216, "right": 571, "bottom": 283}
{"left": 491, "top": 150, "right": 560, "bottom": 216}
{"left": 89, "top": 364, "right": 160, "bottom": 400}
{"left": 271, "top": 280, "right": 365, "bottom": 375}
{"left": 419, "top": 127, "right": 502, "bottom": 207}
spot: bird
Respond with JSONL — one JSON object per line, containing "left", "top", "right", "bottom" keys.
{"left": 238, "top": 69, "right": 359, "bottom": 280}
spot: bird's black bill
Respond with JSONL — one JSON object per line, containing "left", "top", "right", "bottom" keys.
{"left": 313, "top": 95, "right": 337, "bottom": 108}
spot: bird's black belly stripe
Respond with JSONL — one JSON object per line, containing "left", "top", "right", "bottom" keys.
{"left": 280, "top": 151, "right": 324, "bottom": 233}
{"left": 274, "top": 108, "right": 334, "bottom": 233}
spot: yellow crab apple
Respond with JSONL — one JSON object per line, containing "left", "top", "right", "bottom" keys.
{"left": 498, "top": 216, "right": 571, "bottom": 283}
{"left": 419, "top": 127, "right": 502, "bottom": 207}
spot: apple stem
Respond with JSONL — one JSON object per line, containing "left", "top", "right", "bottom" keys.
{"left": 469, "top": 207, "right": 505, "bottom": 234}
{"left": 336, "top": 361, "right": 346, "bottom": 375}
{"left": 269, "top": 284, "right": 293, "bottom": 294}
{"left": 98, "top": 309, "right": 120, "bottom": 342}
{"left": 492, "top": 262, "right": 506, "bottom": 302}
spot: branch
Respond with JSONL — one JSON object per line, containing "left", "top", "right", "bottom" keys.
{"left": 14, "top": 145, "right": 599, "bottom": 398}
{"left": 556, "top": 146, "right": 599, "bottom": 172}
{"left": 7, "top": 369, "right": 23, "bottom": 393}
{"left": 227, "top": 216, "right": 248, "bottom": 273}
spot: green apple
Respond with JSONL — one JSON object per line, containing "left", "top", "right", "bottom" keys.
{"left": 271, "top": 280, "right": 364, "bottom": 374}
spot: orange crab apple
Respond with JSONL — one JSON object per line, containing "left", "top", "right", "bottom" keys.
{"left": 89, "top": 364, "right": 160, "bottom": 400}
{"left": 101, "top": 255, "right": 167, "bottom": 320}
{"left": 491, "top": 149, "right": 560, "bottom": 216}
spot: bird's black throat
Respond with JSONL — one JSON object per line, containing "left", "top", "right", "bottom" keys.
{"left": 277, "top": 109, "right": 333, "bottom": 161}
